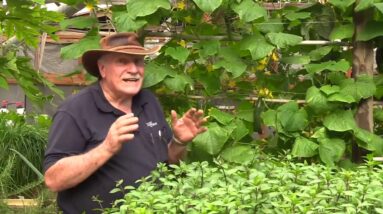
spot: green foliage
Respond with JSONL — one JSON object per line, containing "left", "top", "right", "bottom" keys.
{"left": 0, "top": 0, "right": 65, "bottom": 107}
{"left": 0, "top": 112, "right": 50, "bottom": 198}
{"left": 1, "top": 0, "right": 63, "bottom": 47}
{"left": 103, "top": 157, "right": 383, "bottom": 213}
{"left": 58, "top": 0, "right": 383, "bottom": 164}
{"left": 0, "top": 52, "right": 64, "bottom": 107}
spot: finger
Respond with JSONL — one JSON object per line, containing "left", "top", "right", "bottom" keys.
{"left": 194, "top": 109, "right": 204, "bottom": 119}
{"left": 197, "top": 127, "right": 208, "bottom": 134}
{"left": 184, "top": 108, "right": 196, "bottom": 118}
{"left": 171, "top": 110, "right": 178, "bottom": 127}
{"left": 196, "top": 116, "right": 209, "bottom": 127}
{"left": 117, "top": 124, "right": 139, "bottom": 135}
{"left": 116, "top": 116, "right": 139, "bottom": 127}
{"left": 118, "top": 133, "right": 135, "bottom": 142}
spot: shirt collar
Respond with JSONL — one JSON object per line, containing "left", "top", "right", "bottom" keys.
{"left": 90, "top": 82, "right": 148, "bottom": 116}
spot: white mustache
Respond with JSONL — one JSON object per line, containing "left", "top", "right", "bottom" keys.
{"left": 123, "top": 74, "right": 141, "bottom": 79}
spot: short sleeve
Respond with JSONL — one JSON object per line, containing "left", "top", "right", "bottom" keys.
{"left": 43, "top": 111, "right": 88, "bottom": 172}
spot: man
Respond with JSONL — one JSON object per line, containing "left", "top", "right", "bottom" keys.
{"left": 43, "top": 32, "right": 207, "bottom": 213}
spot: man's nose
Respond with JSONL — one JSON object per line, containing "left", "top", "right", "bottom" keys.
{"left": 127, "top": 62, "right": 139, "bottom": 73}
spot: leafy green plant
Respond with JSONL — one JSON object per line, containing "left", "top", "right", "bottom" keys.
{"left": 0, "top": 0, "right": 64, "bottom": 106}
{"left": 58, "top": 0, "right": 383, "bottom": 164}
{"left": 0, "top": 111, "right": 50, "bottom": 198}
{"left": 103, "top": 155, "right": 383, "bottom": 213}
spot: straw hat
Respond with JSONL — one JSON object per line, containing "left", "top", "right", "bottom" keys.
{"left": 81, "top": 32, "right": 161, "bottom": 77}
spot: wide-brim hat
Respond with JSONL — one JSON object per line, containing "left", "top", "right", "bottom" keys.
{"left": 81, "top": 32, "right": 161, "bottom": 77}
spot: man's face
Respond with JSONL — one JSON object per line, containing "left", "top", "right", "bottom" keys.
{"left": 98, "top": 53, "right": 145, "bottom": 97}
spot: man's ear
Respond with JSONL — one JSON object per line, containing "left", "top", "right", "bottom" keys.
{"left": 98, "top": 61, "right": 106, "bottom": 78}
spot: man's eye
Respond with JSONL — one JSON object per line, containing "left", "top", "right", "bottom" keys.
{"left": 118, "top": 59, "right": 127, "bottom": 64}
{"left": 135, "top": 59, "right": 144, "bottom": 66}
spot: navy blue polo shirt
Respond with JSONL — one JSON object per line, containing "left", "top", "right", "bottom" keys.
{"left": 43, "top": 82, "right": 172, "bottom": 214}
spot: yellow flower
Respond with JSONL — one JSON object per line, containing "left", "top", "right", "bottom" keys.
{"left": 86, "top": 3, "right": 94, "bottom": 10}
{"left": 85, "top": 0, "right": 98, "bottom": 10}
{"left": 264, "top": 70, "right": 272, "bottom": 75}
{"left": 206, "top": 64, "right": 213, "bottom": 72}
{"left": 256, "top": 64, "right": 266, "bottom": 71}
{"left": 271, "top": 52, "right": 279, "bottom": 62}
{"left": 258, "top": 57, "right": 268, "bottom": 65}
{"left": 228, "top": 80, "right": 236, "bottom": 88}
{"left": 258, "top": 88, "right": 273, "bottom": 98}
{"left": 177, "top": 40, "right": 186, "bottom": 48}
{"left": 184, "top": 16, "right": 193, "bottom": 23}
{"left": 176, "top": 1, "right": 186, "bottom": 10}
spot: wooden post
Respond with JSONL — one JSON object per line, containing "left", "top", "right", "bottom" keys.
{"left": 352, "top": 4, "right": 375, "bottom": 162}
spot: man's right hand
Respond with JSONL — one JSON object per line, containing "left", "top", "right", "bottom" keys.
{"left": 103, "top": 113, "right": 139, "bottom": 154}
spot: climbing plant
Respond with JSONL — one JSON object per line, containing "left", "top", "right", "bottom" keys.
{"left": 28, "top": 0, "right": 383, "bottom": 165}
{"left": 0, "top": 0, "right": 64, "bottom": 106}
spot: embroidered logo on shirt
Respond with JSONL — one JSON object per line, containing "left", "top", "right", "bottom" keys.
{"left": 146, "top": 121, "right": 158, "bottom": 127}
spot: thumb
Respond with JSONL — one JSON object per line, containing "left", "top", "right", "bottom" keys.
{"left": 171, "top": 110, "right": 178, "bottom": 127}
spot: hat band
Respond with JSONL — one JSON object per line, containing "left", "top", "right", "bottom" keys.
{"left": 108, "top": 45, "right": 146, "bottom": 52}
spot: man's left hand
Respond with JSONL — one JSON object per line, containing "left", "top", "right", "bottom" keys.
{"left": 171, "top": 108, "right": 208, "bottom": 144}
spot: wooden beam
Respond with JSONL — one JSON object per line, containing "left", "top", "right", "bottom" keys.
{"left": 3, "top": 199, "right": 38, "bottom": 207}
{"left": 7, "top": 73, "right": 89, "bottom": 86}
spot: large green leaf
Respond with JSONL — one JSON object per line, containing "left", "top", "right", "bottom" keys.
{"left": 323, "top": 110, "right": 357, "bottom": 132}
{"left": 309, "top": 46, "right": 333, "bottom": 61}
{"left": 357, "top": 21, "right": 383, "bottom": 41}
{"left": 327, "top": 93, "right": 356, "bottom": 103}
{"left": 354, "top": 127, "right": 383, "bottom": 155}
{"left": 231, "top": 119, "right": 249, "bottom": 142}
{"left": 194, "top": 40, "right": 220, "bottom": 58}
{"left": 126, "top": 0, "right": 170, "bottom": 19}
{"left": 236, "top": 102, "right": 254, "bottom": 122}
{"left": 113, "top": 10, "right": 147, "bottom": 32}
{"left": 165, "top": 46, "right": 190, "bottom": 64}
{"left": 375, "top": 3, "right": 383, "bottom": 15}
{"left": 311, "top": 127, "right": 328, "bottom": 139}
{"left": 56, "top": 0, "right": 82, "bottom": 5}
{"left": 329, "top": 24, "right": 354, "bottom": 41}
{"left": 257, "top": 18, "right": 284, "bottom": 33}
{"left": 193, "top": 122, "right": 230, "bottom": 155}
{"left": 281, "top": 56, "right": 310, "bottom": 65}
{"left": 240, "top": 34, "right": 275, "bottom": 60}
{"left": 355, "top": 0, "right": 375, "bottom": 12}
{"left": 31, "top": 0, "right": 44, "bottom": 4}
{"left": 163, "top": 74, "right": 193, "bottom": 92}
{"left": 318, "top": 138, "right": 346, "bottom": 166}
{"left": 232, "top": 0, "right": 267, "bottom": 22}
{"left": 326, "top": 59, "right": 350, "bottom": 72}
{"left": 328, "top": 0, "right": 356, "bottom": 12}
{"left": 285, "top": 12, "right": 311, "bottom": 21}
{"left": 292, "top": 137, "right": 319, "bottom": 158}
{"left": 214, "top": 47, "right": 247, "bottom": 78}
{"left": 266, "top": 33, "right": 302, "bottom": 49}
{"left": 220, "top": 145, "right": 254, "bottom": 164}
{"left": 192, "top": 0, "right": 222, "bottom": 13}
{"left": 0, "top": 75, "right": 9, "bottom": 89}
{"left": 209, "top": 108, "right": 235, "bottom": 125}
{"left": 261, "top": 109, "right": 277, "bottom": 128}
{"left": 339, "top": 75, "right": 376, "bottom": 102}
{"left": 60, "top": 32, "right": 100, "bottom": 59}
{"left": 305, "top": 60, "right": 350, "bottom": 75}
{"left": 196, "top": 70, "right": 221, "bottom": 95}
{"left": 320, "top": 85, "right": 340, "bottom": 95}
{"left": 374, "top": 108, "right": 383, "bottom": 122}
{"left": 306, "top": 86, "right": 330, "bottom": 113}
{"left": 60, "top": 16, "right": 97, "bottom": 30}
{"left": 143, "top": 63, "right": 175, "bottom": 88}
{"left": 277, "top": 102, "right": 308, "bottom": 132}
